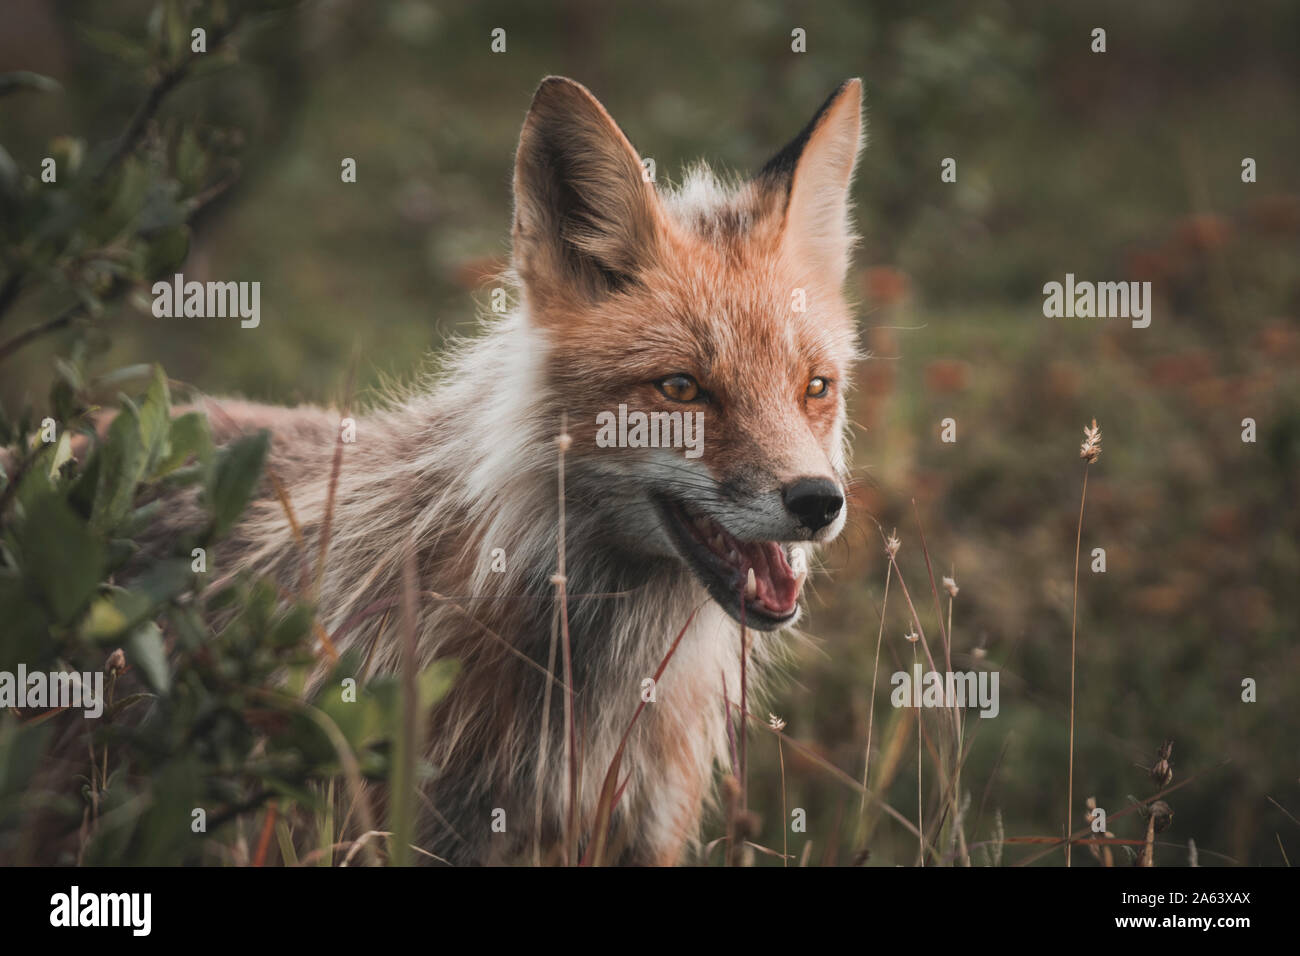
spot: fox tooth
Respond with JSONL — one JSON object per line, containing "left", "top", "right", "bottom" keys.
{"left": 745, "top": 568, "right": 757, "bottom": 598}
{"left": 712, "top": 534, "right": 725, "bottom": 551}
{"left": 794, "top": 570, "right": 808, "bottom": 594}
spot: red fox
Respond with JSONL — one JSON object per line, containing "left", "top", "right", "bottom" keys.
{"left": 165, "top": 76, "right": 864, "bottom": 864}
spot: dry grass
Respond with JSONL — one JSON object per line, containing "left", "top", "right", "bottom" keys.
{"left": 1067, "top": 419, "right": 1101, "bottom": 866}
{"left": 160, "top": 411, "right": 1240, "bottom": 869}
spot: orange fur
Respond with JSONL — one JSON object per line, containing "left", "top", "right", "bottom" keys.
{"left": 125, "top": 77, "right": 868, "bottom": 865}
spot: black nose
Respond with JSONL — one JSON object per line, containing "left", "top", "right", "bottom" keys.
{"left": 782, "top": 477, "right": 844, "bottom": 533}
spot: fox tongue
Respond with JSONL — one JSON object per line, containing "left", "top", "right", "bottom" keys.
{"left": 737, "top": 540, "right": 799, "bottom": 617}
{"left": 677, "top": 504, "right": 802, "bottom": 617}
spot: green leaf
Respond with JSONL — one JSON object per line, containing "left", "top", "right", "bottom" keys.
{"left": 0, "top": 71, "right": 62, "bottom": 97}
{"left": 67, "top": 448, "right": 101, "bottom": 515}
{"left": 81, "top": 596, "right": 129, "bottom": 641}
{"left": 144, "top": 224, "right": 190, "bottom": 278}
{"left": 136, "top": 365, "right": 172, "bottom": 477}
{"left": 130, "top": 556, "right": 193, "bottom": 606}
{"left": 175, "top": 127, "right": 207, "bottom": 191}
{"left": 105, "top": 538, "right": 138, "bottom": 570}
{"left": 0, "top": 718, "right": 54, "bottom": 805}
{"left": 46, "top": 431, "right": 73, "bottom": 480}
{"left": 0, "top": 575, "right": 55, "bottom": 670}
{"left": 163, "top": 1, "right": 187, "bottom": 61}
{"left": 93, "top": 157, "right": 151, "bottom": 242}
{"left": 121, "top": 498, "right": 164, "bottom": 537}
{"left": 166, "top": 604, "right": 206, "bottom": 652}
{"left": 206, "top": 429, "right": 269, "bottom": 537}
{"left": 267, "top": 602, "right": 314, "bottom": 649}
{"left": 419, "top": 659, "right": 459, "bottom": 714}
{"left": 75, "top": 25, "right": 153, "bottom": 68}
{"left": 90, "top": 400, "right": 146, "bottom": 534}
{"left": 154, "top": 410, "right": 212, "bottom": 478}
{"left": 125, "top": 621, "right": 169, "bottom": 693}
{"left": 94, "top": 364, "right": 153, "bottom": 389}
{"left": 13, "top": 441, "right": 56, "bottom": 516}
{"left": 79, "top": 558, "right": 190, "bottom": 642}
{"left": 16, "top": 493, "right": 106, "bottom": 625}
{"left": 52, "top": 357, "right": 84, "bottom": 392}
{"left": 48, "top": 136, "right": 84, "bottom": 177}
{"left": 84, "top": 369, "right": 170, "bottom": 530}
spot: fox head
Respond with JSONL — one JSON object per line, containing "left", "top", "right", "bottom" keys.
{"left": 510, "top": 77, "right": 863, "bottom": 631}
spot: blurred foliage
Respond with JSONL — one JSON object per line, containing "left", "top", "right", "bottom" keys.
{"left": 0, "top": 0, "right": 456, "bottom": 866}
{"left": 0, "top": 362, "right": 455, "bottom": 864}
{"left": 0, "top": 0, "right": 1297, "bottom": 865}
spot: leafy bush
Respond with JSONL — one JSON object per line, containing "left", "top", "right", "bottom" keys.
{"left": 0, "top": 0, "right": 456, "bottom": 866}
{"left": 0, "top": 361, "right": 456, "bottom": 864}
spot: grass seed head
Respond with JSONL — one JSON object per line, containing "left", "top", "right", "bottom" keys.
{"left": 1150, "top": 738, "right": 1174, "bottom": 787}
{"left": 1079, "top": 418, "right": 1102, "bottom": 463}
{"left": 1149, "top": 800, "right": 1174, "bottom": 833}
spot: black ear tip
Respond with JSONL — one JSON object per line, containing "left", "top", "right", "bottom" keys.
{"left": 757, "top": 79, "right": 864, "bottom": 185}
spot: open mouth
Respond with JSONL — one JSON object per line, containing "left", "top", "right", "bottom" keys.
{"left": 656, "top": 497, "right": 806, "bottom": 630}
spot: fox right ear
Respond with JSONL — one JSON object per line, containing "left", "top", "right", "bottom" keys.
{"left": 757, "top": 79, "right": 863, "bottom": 287}
{"left": 512, "top": 77, "right": 665, "bottom": 305}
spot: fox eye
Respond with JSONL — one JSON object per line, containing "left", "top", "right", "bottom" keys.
{"left": 807, "top": 376, "right": 831, "bottom": 398}
{"left": 657, "top": 374, "right": 702, "bottom": 403}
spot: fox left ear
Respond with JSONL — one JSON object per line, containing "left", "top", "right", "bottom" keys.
{"left": 512, "top": 77, "right": 665, "bottom": 306}
{"left": 758, "top": 79, "right": 864, "bottom": 286}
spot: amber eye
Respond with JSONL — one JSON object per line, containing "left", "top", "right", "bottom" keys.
{"left": 657, "top": 374, "right": 701, "bottom": 403}
{"left": 807, "top": 376, "right": 831, "bottom": 398}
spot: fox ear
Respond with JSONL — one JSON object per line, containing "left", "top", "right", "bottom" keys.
{"left": 758, "top": 79, "right": 863, "bottom": 286}
{"left": 512, "top": 77, "right": 664, "bottom": 303}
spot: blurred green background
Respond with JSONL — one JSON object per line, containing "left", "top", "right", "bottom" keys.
{"left": 2, "top": 0, "right": 1298, "bottom": 865}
